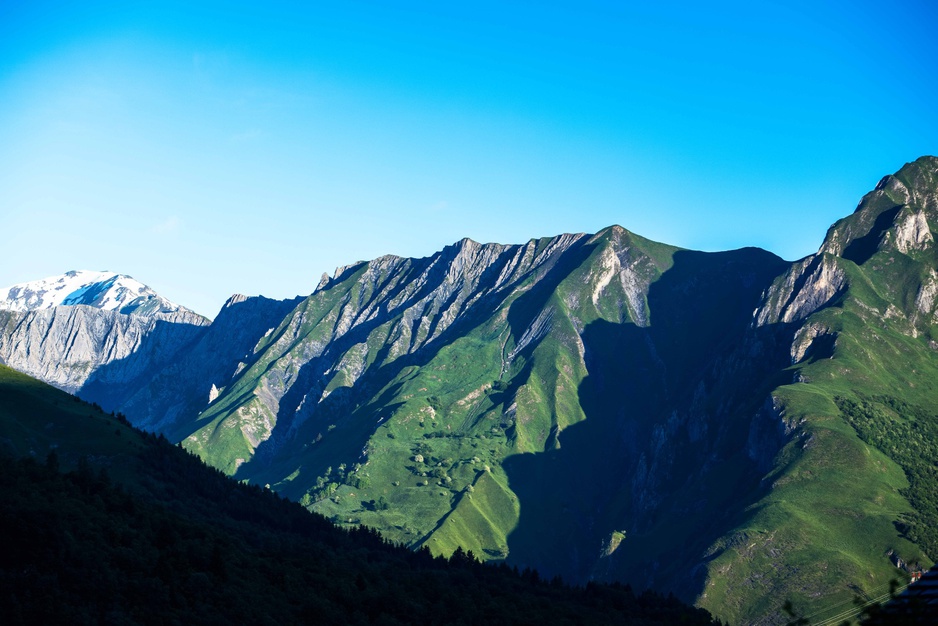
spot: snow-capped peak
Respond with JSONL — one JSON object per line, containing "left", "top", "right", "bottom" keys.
{"left": 0, "top": 270, "right": 188, "bottom": 316}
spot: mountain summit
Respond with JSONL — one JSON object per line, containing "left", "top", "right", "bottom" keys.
{"left": 0, "top": 270, "right": 193, "bottom": 317}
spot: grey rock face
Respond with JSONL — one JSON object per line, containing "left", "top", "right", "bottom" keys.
{"left": 821, "top": 157, "right": 938, "bottom": 263}
{"left": 754, "top": 254, "right": 847, "bottom": 327}
{"left": 0, "top": 270, "right": 215, "bottom": 412}
{"left": 0, "top": 305, "right": 208, "bottom": 409}
{"left": 0, "top": 290, "right": 304, "bottom": 433}
{"left": 120, "top": 294, "right": 304, "bottom": 435}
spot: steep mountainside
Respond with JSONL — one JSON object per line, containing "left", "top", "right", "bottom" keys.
{"left": 119, "top": 293, "right": 304, "bottom": 434}
{"left": 180, "top": 228, "right": 796, "bottom": 589}
{"left": 3, "top": 157, "right": 937, "bottom": 624}
{"left": 176, "top": 157, "right": 936, "bottom": 625}
{"left": 686, "top": 157, "right": 938, "bottom": 622}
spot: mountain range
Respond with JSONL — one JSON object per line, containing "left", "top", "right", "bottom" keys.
{"left": 2, "top": 156, "right": 937, "bottom": 624}
{"left": 0, "top": 363, "right": 716, "bottom": 625}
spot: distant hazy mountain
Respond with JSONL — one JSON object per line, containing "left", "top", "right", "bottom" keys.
{"left": 0, "top": 271, "right": 209, "bottom": 406}
{"left": 2, "top": 156, "right": 937, "bottom": 625}
{"left": 0, "top": 270, "right": 191, "bottom": 317}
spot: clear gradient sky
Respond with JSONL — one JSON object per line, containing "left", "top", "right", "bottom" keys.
{"left": 2, "top": 1, "right": 936, "bottom": 317}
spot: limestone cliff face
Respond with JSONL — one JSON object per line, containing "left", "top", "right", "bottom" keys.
{"left": 0, "top": 305, "right": 207, "bottom": 408}
{"left": 821, "top": 156, "right": 938, "bottom": 262}
{"left": 754, "top": 254, "right": 847, "bottom": 327}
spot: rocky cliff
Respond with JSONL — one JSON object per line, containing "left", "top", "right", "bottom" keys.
{"left": 119, "top": 293, "right": 304, "bottom": 435}
{"left": 0, "top": 305, "right": 208, "bottom": 410}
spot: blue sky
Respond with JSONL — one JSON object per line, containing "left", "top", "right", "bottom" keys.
{"left": 1, "top": 1, "right": 936, "bottom": 317}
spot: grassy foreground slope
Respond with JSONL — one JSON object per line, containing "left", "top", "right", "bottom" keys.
{"left": 0, "top": 364, "right": 718, "bottom": 625}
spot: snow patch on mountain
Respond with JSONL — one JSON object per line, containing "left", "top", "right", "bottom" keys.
{"left": 0, "top": 270, "right": 191, "bottom": 317}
